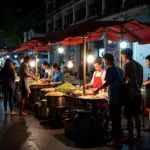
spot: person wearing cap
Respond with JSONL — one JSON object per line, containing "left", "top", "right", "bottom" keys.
{"left": 42, "top": 61, "right": 52, "bottom": 80}
{"left": 143, "top": 55, "right": 150, "bottom": 131}
{"left": 86, "top": 58, "right": 106, "bottom": 90}
{"left": 95, "top": 53, "right": 124, "bottom": 148}
{"left": 121, "top": 48, "right": 143, "bottom": 143}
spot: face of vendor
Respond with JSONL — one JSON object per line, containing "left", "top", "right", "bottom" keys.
{"left": 146, "top": 59, "right": 150, "bottom": 68}
{"left": 42, "top": 64, "right": 48, "bottom": 70}
{"left": 52, "top": 66, "right": 57, "bottom": 73}
{"left": 94, "top": 63, "right": 102, "bottom": 72}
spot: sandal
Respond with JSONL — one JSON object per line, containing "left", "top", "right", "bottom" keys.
{"left": 107, "top": 140, "right": 122, "bottom": 148}
{"left": 19, "top": 112, "right": 28, "bottom": 116}
{"left": 143, "top": 126, "right": 150, "bottom": 132}
{"left": 5, "top": 111, "right": 9, "bottom": 115}
{"left": 10, "top": 111, "right": 17, "bottom": 115}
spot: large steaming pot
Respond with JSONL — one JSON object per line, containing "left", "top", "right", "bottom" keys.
{"left": 46, "top": 96, "right": 66, "bottom": 116}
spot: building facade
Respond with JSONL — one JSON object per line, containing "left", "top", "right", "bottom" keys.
{"left": 45, "top": 0, "right": 150, "bottom": 76}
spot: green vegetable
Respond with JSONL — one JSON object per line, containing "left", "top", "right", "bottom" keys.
{"left": 57, "top": 83, "right": 75, "bottom": 92}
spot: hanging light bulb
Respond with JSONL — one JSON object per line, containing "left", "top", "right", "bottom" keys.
{"left": 6, "top": 55, "right": 9, "bottom": 58}
{"left": 30, "top": 60, "right": 36, "bottom": 68}
{"left": 58, "top": 47, "right": 64, "bottom": 54}
{"left": 87, "top": 47, "right": 94, "bottom": 63}
{"left": 21, "top": 59, "right": 23, "bottom": 63}
{"left": 87, "top": 55, "right": 94, "bottom": 63}
{"left": 14, "top": 55, "right": 18, "bottom": 58}
{"left": 120, "top": 41, "right": 127, "bottom": 49}
{"left": 68, "top": 61, "right": 73, "bottom": 68}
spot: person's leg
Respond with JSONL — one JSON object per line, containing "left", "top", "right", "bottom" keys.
{"left": 3, "top": 90, "right": 8, "bottom": 114}
{"left": 8, "top": 90, "right": 17, "bottom": 115}
{"left": 108, "top": 104, "right": 122, "bottom": 147}
{"left": 124, "top": 102, "right": 134, "bottom": 139}
{"left": 133, "top": 96, "right": 142, "bottom": 138}
{"left": 127, "top": 117, "right": 134, "bottom": 138}
{"left": 8, "top": 90, "right": 13, "bottom": 112}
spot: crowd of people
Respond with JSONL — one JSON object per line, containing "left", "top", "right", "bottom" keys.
{"left": 0, "top": 48, "right": 149, "bottom": 148}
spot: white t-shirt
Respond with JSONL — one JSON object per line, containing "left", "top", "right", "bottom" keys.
{"left": 91, "top": 70, "right": 106, "bottom": 85}
{"left": 45, "top": 69, "right": 53, "bottom": 76}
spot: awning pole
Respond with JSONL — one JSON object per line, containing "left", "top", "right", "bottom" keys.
{"left": 82, "top": 35, "right": 87, "bottom": 95}
{"left": 36, "top": 51, "right": 38, "bottom": 80}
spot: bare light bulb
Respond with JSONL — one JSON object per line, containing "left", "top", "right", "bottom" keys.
{"left": 30, "top": 60, "right": 36, "bottom": 68}
{"left": 87, "top": 55, "right": 94, "bottom": 63}
{"left": 120, "top": 41, "right": 127, "bottom": 49}
{"left": 67, "top": 61, "right": 73, "bottom": 68}
{"left": 58, "top": 47, "right": 64, "bottom": 54}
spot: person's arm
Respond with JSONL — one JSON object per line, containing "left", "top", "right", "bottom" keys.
{"left": 94, "top": 69, "right": 110, "bottom": 93}
{"left": 50, "top": 73, "right": 64, "bottom": 86}
{"left": 123, "top": 64, "right": 128, "bottom": 83}
{"left": 143, "top": 80, "right": 150, "bottom": 86}
{"left": 94, "top": 81, "right": 109, "bottom": 93}
{"left": 24, "top": 65, "right": 35, "bottom": 79}
{"left": 87, "top": 72, "right": 95, "bottom": 87}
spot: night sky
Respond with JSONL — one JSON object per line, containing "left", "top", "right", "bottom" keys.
{"left": 0, "top": 0, "right": 45, "bottom": 29}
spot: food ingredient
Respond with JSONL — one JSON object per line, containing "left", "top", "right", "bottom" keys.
{"left": 57, "top": 83, "right": 75, "bottom": 92}
{"left": 45, "top": 92, "right": 64, "bottom": 96}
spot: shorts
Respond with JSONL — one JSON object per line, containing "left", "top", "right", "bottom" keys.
{"left": 146, "top": 98, "right": 150, "bottom": 108}
{"left": 124, "top": 95, "right": 142, "bottom": 118}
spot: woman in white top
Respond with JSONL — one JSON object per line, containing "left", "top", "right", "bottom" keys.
{"left": 42, "top": 61, "right": 53, "bottom": 80}
{"left": 86, "top": 58, "right": 106, "bottom": 90}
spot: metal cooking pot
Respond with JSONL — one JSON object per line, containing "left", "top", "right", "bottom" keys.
{"left": 37, "top": 105, "right": 49, "bottom": 118}
{"left": 141, "top": 87, "right": 146, "bottom": 98}
{"left": 41, "top": 99, "right": 47, "bottom": 106}
{"left": 46, "top": 96, "right": 66, "bottom": 116}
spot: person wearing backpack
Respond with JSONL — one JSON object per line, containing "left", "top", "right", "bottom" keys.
{"left": 121, "top": 48, "right": 143, "bottom": 143}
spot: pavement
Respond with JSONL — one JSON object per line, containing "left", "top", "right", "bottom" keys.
{"left": 0, "top": 100, "right": 150, "bottom": 150}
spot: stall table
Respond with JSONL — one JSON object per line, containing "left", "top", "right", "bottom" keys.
{"left": 30, "top": 84, "right": 50, "bottom": 102}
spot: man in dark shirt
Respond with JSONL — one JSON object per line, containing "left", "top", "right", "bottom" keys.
{"left": 143, "top": 55, "right": 150, "bottom": 130}
{"left": 96, "top": 53, "right": 123, "bottom": 147}
{"left": 121, "top": 48, "right": 143, "bottom": 142}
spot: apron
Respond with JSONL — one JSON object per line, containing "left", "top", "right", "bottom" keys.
{"left": 93, "top": 70, "right": 104, "bottom": 88}
{"left": 93, "top": 70, "right": 107, "bottom": 108}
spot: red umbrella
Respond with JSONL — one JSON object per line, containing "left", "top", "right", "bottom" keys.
{"left": 32, "top": 46, "right": 53, "bottom": 51}
{"left": 95, "top": 20, "right": 150, "bottom": 44}
{"left": 61, "top": 33, "right": 102, "bottom": 46}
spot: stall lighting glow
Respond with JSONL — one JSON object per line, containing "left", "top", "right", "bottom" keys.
{"left": 14, "top": 55, "right": 17, "bottom": 58}
{"left": 87, "top": 55, "right": 94, "bottom": 63}
{"left": 120, "top": 41, "right": 127, "bottom": 49}
{"left": 21, "top": 59, "right": 23, "bottom": 63}
{"left": 67, "top": 61, "right": 73, "bottom": 68}
{"left": 1, "top": 58, "right": 4, "bottom": 61}
{"left": 37, "top": 59, "right": 39, "bottom": 62}
{"left": 58, "top": 47, "right": 64, "bottom": 54}
{"left": 6, "top": 55, "right": 9, "bottom": 58}
{"left": 30, "top": 60, "right": 36, "bottom": 68}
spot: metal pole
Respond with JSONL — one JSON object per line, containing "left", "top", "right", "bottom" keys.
{"left": 36, "top": 51, "right": 38, "bottom": 80}
{"left": 82, "top": 36, "right": 87, "bottom": 95}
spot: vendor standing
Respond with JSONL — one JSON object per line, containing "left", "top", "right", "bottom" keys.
{"left": 42, "top": 61, "right": 52, "bottom": 80}
{"left": 50, "top": 63, "right": 64, "bottom": 87}
{"left": 86, "top": 58, "right": 106, "bottom": 90}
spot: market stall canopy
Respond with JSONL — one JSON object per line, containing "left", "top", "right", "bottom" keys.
{"left": 95, "top": 20, "right": 150, "bottom": 44}
{"left": 32, "top": 20, "right": 125, "bottom": 45}
{"left": 61, "top": 34, "right": 101, "bottom": 46}
{"left": 0, "top": 48, "right": 14, "bottom": 54}
{"left": 14, "top": 40, "right": 53, "bottom": 52}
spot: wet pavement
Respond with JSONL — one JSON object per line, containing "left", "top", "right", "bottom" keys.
{"left": 0, "top": 100, "right": 150, "bottom": 150}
